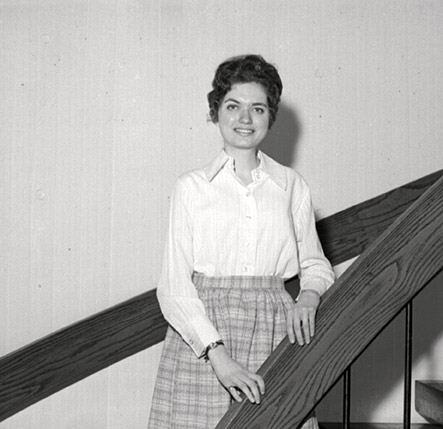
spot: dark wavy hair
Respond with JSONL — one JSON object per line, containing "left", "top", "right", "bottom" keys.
{"left": 207, "top": 54, "right": 283, "bottom": 129}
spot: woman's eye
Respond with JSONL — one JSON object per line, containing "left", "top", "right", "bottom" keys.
{"left": 254, "top": 107, "right": 266, "bottom": 114}
{"left": 226, "top": 104, "right": 238, "bottom": 110}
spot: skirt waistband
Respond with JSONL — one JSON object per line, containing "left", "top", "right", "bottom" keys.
{"left": 192, "top": 272, "right": 284, "bottom": 290}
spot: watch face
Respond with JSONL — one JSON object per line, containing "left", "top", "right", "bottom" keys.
{"left": 204, "top": 341, "right": 224, "bottom": 361}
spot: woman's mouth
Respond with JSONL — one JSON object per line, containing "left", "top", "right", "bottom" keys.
{"left": 234, "top": 128, "right": 254, "bottom": 136}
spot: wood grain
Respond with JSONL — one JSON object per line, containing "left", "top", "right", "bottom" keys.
{"left": 0, "top": 170, "right": 441, "bottom": 422}
{"left": 316, "top": 169, "right": 443, "bottom": 266}
{"left": 0, "top": 289, "right": 167, "bottom": 421}
{"left": 216, "top": 176, "right": 443, "bottom": 428}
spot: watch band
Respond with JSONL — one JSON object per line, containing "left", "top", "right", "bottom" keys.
{"left": 203, "top": 340, "right": 224, "bottom": 361}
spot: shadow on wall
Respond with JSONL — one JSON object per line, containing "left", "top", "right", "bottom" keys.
{"left": 260, "top": 101, "right": 301, "bottom": 168}
{"left": 262, "top": 98, "right": 443, "bottom": 422}
{"left": 260, "top": 97, "right": 443, "bottom": 423}
{"left": 262, "top": 101, "right": 302, "bottom": 300}
{"left": 317, "top": 269, "right": 443, "bottom": 423}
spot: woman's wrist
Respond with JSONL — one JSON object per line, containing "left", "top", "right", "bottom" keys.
{"left": 207, "top": 343, "right": 229, "bottom": 363}
{"left": 298, "top": 289, "right": 321, "bottom": 299}
{"left": 296, "top": 289, "right": 321, "bottom": 307}
{"left": 203, "top": 340, "right": 225, "bottom": 361}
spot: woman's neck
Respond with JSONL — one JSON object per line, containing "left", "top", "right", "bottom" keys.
{"left": 224, "top": 147, "right": 259, "bottom": 185}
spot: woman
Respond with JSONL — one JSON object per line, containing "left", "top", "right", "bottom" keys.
{"left": 149, "top": 54, "right": 335, "bottom": 428}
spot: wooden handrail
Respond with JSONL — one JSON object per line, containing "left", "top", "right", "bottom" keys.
{"left": 316, "top": 169, "right": 443, "bottom": 265}
{"left": 0, "top": 169, "right": 441, "bottom": 422}
{"left": 0, "top": 289, "right": 167, "bottom": 421}
{"left": 217, "top": 175, "right": 443, "bottom": 428}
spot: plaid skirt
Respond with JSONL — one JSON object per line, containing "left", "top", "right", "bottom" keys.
{"left": 148, "top": 274, "right": 318, "bottom": 429}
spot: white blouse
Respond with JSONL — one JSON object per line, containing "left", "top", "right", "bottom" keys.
{"left": 157, "top": 150, "right": 335, "bottom": 357}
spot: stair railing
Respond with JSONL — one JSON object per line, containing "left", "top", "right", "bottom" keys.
{"left": 0, "top": 170, "right": 442, "bottom": 424}
{"left": 217, "top": 173, "right": 443, "bottom": 428}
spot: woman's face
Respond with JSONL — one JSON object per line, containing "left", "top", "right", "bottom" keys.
{"left": 217, "top": 82, "right": 270, "bottom": 153}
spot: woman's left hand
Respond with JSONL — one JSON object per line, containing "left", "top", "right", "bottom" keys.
{"left": 286, "top": 290, "right": 320, "bottom": 346}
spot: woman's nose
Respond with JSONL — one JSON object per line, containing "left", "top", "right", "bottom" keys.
{"left": 239, "top": 108, "right": 252, "bottom": 124}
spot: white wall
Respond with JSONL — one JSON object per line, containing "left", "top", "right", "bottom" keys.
{"left": 1, "top": 0, "right": 442, "bottom": 427}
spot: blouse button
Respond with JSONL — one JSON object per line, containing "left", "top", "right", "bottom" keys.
{"left": 245, "top": 192, "right": 251, "bottom": 197}
{"left": 242, "top": 266, "right": 248, "bottom": 273}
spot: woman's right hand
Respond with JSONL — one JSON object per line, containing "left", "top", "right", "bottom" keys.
{"left": 207, "top": 345, "right": 265, "bottom": 404}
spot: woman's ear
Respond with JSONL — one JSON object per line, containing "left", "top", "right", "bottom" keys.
{"left": 207, "top": 113, "right": 218, "bottom": 127}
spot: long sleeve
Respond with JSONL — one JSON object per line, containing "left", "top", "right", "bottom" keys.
{"left": 156, "top": 175, "right": 222, "bottom": 357}
{"left": 291, "top": 175, "right": 335, "bottom": 296}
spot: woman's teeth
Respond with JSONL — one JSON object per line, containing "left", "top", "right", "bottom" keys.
{"left": 235, "top": 129, "right": 254, "bottom": 135}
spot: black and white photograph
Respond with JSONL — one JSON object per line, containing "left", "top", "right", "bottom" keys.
{"left": 1, "top": 1, "right": 442, "bottom": 428}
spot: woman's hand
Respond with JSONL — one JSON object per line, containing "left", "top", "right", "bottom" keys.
{"left": 207, "top": 345, "right": 265, "bottom": 404}
{"left": 287, "top": 290, "right": 320, "bottom": 346}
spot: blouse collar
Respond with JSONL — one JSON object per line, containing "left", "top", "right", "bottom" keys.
{"left": 203, "top": 150, "right": 288, "bottom": 191}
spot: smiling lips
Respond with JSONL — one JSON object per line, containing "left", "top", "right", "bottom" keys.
{"left": 234, "top": 128, "right": 254, "bottom": 136}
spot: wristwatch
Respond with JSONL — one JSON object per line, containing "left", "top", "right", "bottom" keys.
{"left": 204, "top": 340, "right": 224, "bottom": 361}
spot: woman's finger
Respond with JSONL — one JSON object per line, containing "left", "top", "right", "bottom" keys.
{"left": 302, "top": 311, "right": 310, "bottom": 344}
{"left": 309, "top": 309, "right": 316, "bottom": 338}
{"left": 228, "top": 386, "right": 243, "bottom": 403}
{"left": 236, "top": 380, "right": 255, "bottom": 403}
{"left": 293, "top": 313, "right": 304, "bottom": 346}
{"left": 286, "top": 311, "right": 296, "bottom": 344}
{"left": 243, "top": 374, "right": 261, "bottom": 404}
{"left": 251, "top": 373, "right": 265, "bottom": 395}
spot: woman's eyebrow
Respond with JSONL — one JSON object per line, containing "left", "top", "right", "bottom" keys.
{"left": 223, "top": 98, "right": 268, "bottom": 107}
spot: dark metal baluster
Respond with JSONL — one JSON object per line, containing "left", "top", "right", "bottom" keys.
{"left": 404, "top": 301, "right": 413, "bottom": 429}
{"left": 343, "top": 367, "right": 351, "bottom": 429}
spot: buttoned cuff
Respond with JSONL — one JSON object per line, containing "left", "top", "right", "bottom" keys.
{"left": 186, "top": 315, "right": 222, "bottom": 358}
{"left": 300, "top": 279, "right": 329, "bottom": 297}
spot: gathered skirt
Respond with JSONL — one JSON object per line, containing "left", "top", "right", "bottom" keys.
{"left": 148, "top": 274, "right": 318, "bottom": 429}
